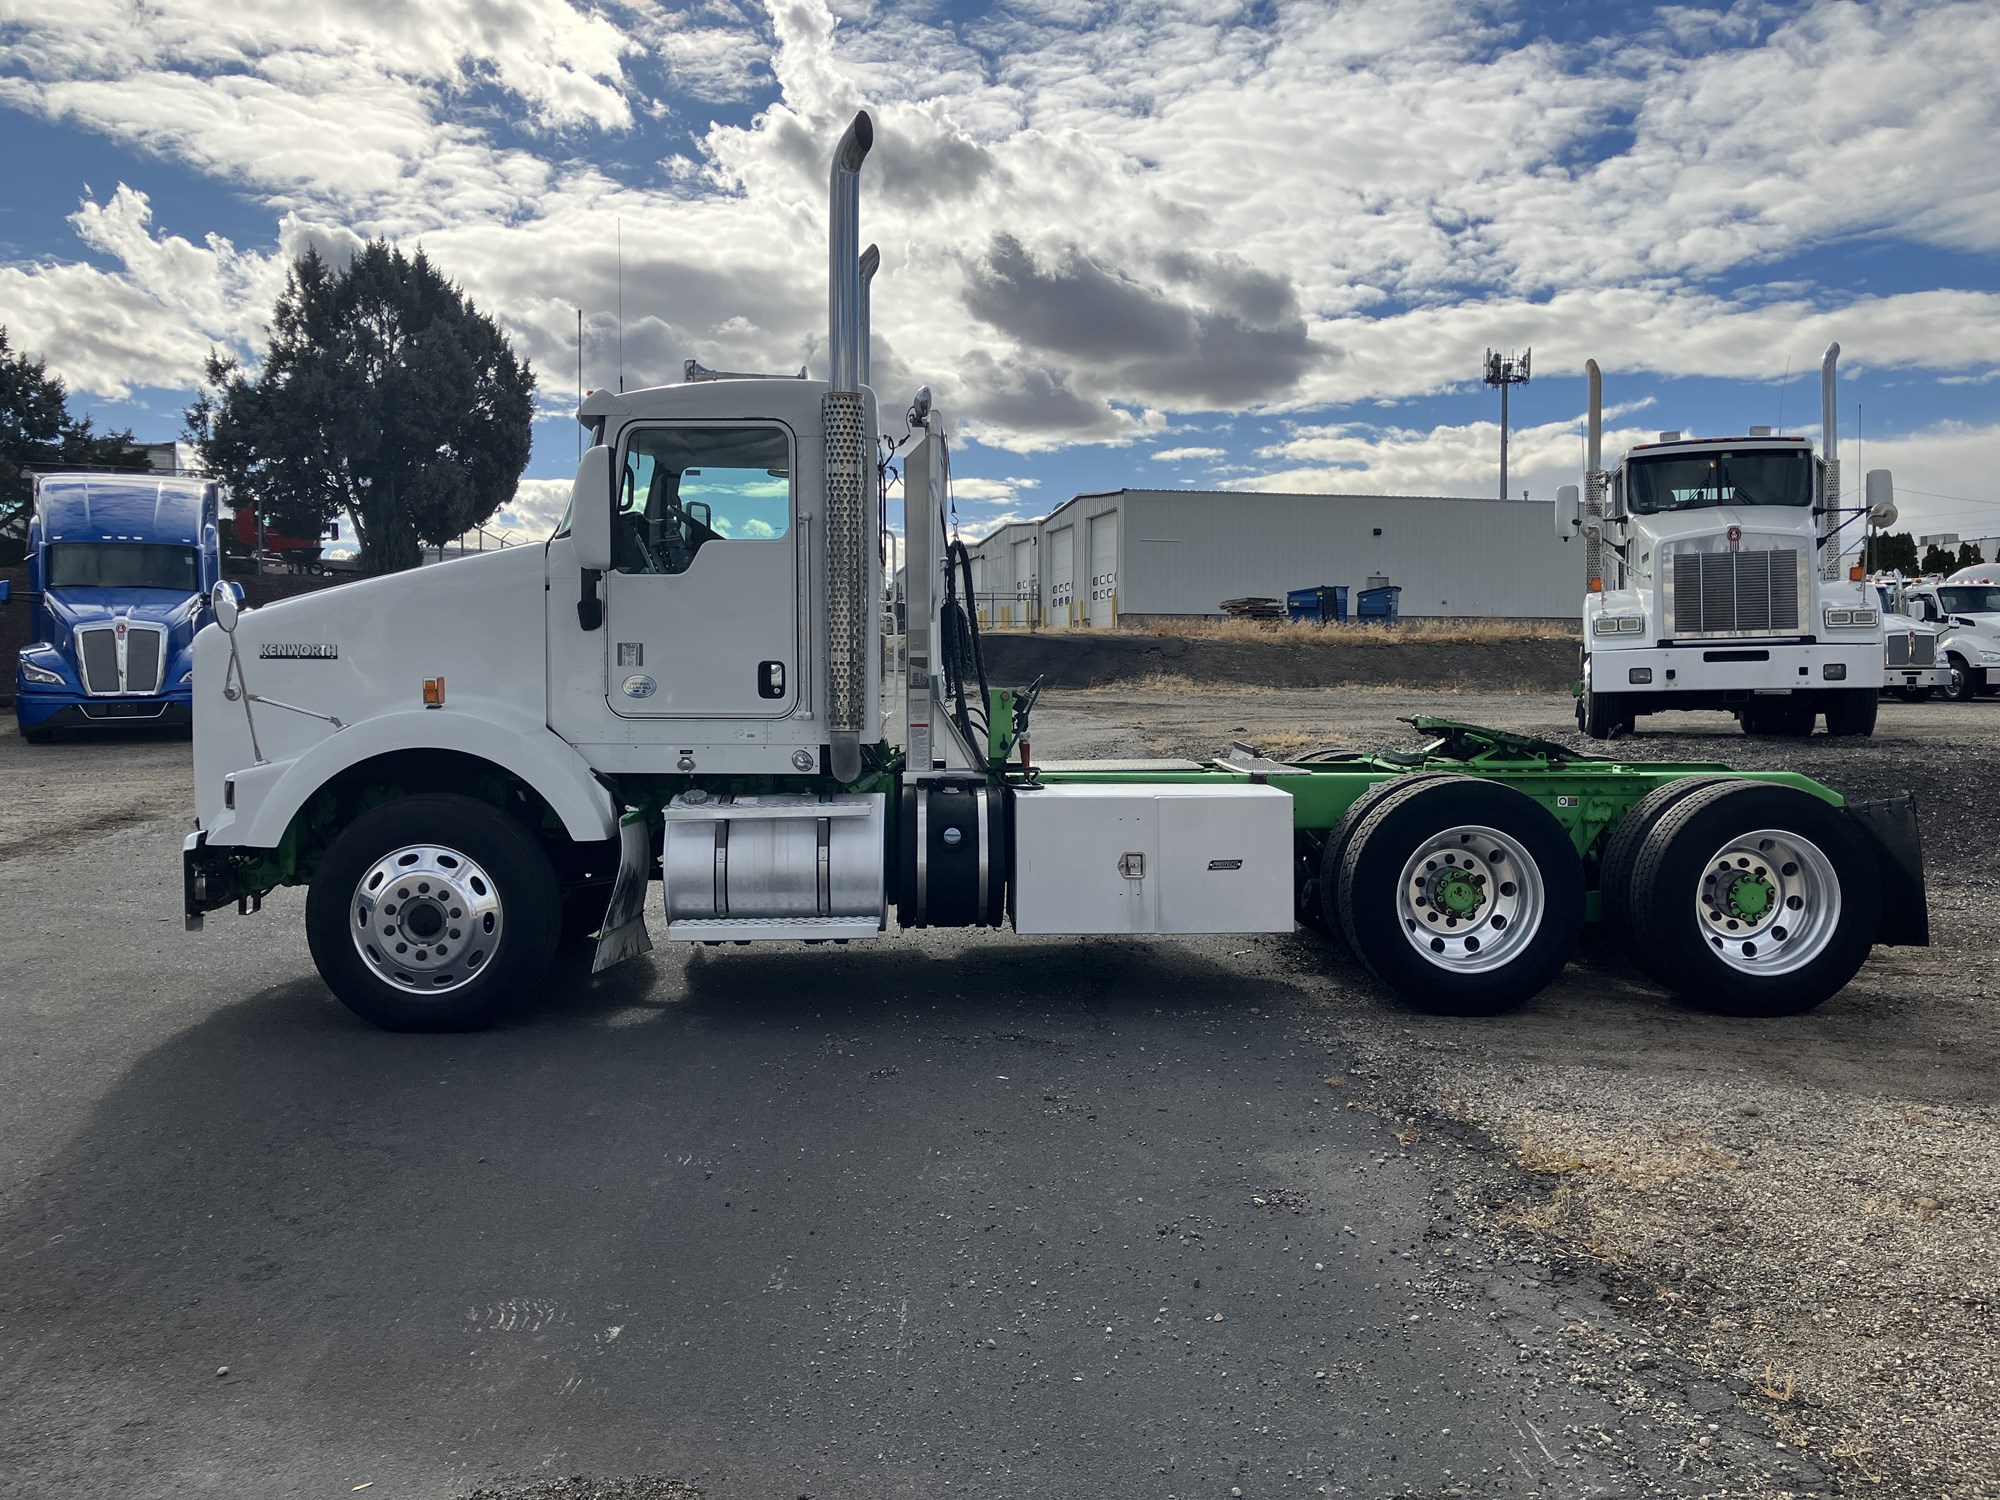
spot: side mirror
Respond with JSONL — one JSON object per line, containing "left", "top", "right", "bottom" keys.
{"left": 687, "top": 500, "right": 712, "bottom": 530}
{"left": 211, "top": 579, "right": 240, "bottom": 632}
{"left": 1866, "top": 470, "right": 1897, "bottom": 527}
{"left": 1555, "top": 484, "right": 1581, "bottom": 540}
{"left": 571, "top": 445, "right": 615, "bottom": 572}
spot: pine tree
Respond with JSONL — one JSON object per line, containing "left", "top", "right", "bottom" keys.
{"left": 186, "top": 244, "right": 535, "bottom": 574}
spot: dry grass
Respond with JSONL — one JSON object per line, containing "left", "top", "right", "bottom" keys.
{"left": 1136, "top": 615, "right": 1580, "bottom": 644}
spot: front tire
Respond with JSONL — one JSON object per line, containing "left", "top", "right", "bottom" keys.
{"left": 306, "top": 793, "right": 562, "bottom": 1030}
{"left": 1627, "top": 782, "right": 1880, "bottom": 1016}
{"left": 1336, "top": 777, "right": 1584, "bottom": 1015}
{"left": 1945, "top": 655, "right": 1980, "bottom": 703}
{"left": 1824, "top": 688, "right": 1877, "bottom": 738}
{"left": 1578, "top": 685, "right": 1633, "bottom": 740}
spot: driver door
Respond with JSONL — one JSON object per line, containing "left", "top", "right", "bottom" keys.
{"left": 601, "top": 421, "right": 798, "bottom": 720}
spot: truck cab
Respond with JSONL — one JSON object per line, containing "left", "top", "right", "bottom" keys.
{"left": 14, "top": 471, "right": 232, "bottom": 743}
{"left": 1565, "top": 348, "right": 1890, "bottom": 739}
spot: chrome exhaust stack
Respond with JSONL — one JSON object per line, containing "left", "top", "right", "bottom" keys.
{"left": 1584, "top": 358, "right": 1604, "bottom": 587}
{"left": 824, "top": 111, "right": 875, "bottom": 783}
{"left": 857, "top": 244, "right": 880, "bottom": 389}
{"left": 1820, "top": 342, "right": 1841, "bottom": 577}
{"left": 826, "top": 113, "right": 873, "bottom": 395}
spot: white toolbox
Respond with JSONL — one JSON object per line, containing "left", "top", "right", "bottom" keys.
{"left": 1010, "top": 781, "right": 1295, "bottom": 935}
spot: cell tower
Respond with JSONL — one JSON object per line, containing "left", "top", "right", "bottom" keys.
{"left": 1483, "top": 348, "right": 1532, "bottom": 501}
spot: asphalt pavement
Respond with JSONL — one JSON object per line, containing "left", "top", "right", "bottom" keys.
{"left": 2, "top": 716, "right": 1831, "bottom": 1499}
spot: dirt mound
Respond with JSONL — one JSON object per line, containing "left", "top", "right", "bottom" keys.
{"left": 981, "top": 629, "right": 1579, "bottom": 694}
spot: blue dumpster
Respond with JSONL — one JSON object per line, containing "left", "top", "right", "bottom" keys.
{"left": 1285, "top": 585, "right": 1348, "bottom": 625}
{"left": 1356, "top": 584, "right": 1401, "bottom": 624}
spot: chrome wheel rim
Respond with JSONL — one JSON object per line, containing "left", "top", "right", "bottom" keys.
{"left": 1695, "top": 828, "right": 1840, "bottom": 976}
{"left": 350, "top": 844, "right": 503, "bottom": 994}
{"left": 1394, "top": 824, "right": 1544, "bottom": 974}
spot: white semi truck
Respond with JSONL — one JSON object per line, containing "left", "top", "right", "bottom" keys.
{"left": 1903, "top": 568, "right": 2000, "bottom": 703}
{"left": 181, "top": 113, "right": 1928, "bottom": 1031}
{"left": 1561, "top": 351, "right": 1893, "bottom": 739}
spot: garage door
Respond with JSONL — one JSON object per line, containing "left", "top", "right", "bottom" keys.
{"left": 1087, "top": 510, "right": 1119, "bottom": 627}
{"left": 1012, "top": 536, "right": 1035, "bottom": 627}
{"left": 1047, "top": 526, "right": 1074, "bottom": 626}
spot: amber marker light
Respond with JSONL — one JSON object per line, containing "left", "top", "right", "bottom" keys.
{"left": 423, "top": 677, "right": 446, "bottom": 707}
{"left": 1849, "top": 565, "right": 1865, "bottom": 581}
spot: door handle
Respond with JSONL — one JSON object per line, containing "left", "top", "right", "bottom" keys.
{"left": 758, "top": 660, "right": 786, "bottom": 699}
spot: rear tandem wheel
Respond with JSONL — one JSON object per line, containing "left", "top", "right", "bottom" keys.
{"left": 1331, "top": 776, "right": 1585, "bottom": 1015}
{"left": 1625, "top": 781, "right": 1881, "bottom": 1016}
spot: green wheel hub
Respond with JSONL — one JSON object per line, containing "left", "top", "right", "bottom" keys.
{"left": 1717, "top": 867, "right": 1776, "bottom": 923}
{"left": 1433, "top": 865, "right": 1486, "bottom": 918}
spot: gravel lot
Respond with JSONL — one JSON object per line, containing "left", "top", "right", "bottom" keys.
{"left": 1, "top": 684, "right": 1993, "bottom": 1499}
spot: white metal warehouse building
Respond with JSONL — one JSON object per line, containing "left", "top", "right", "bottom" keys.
{"left": 965, "top": 489, "right": 1582, "bottom": 626}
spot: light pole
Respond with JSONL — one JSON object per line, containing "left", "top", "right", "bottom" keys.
{"left": 1483, "top": 348, "right": 1532, "bottom": 502}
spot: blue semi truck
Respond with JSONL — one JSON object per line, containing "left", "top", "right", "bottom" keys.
{"left": 13, "top": 471, "right": 238, "bottom": 743}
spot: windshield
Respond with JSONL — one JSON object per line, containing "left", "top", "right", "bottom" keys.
{"left": 1626, "top": 450, "right": 1814, "bottom": 515}
{"left": 1937, "top": 585, "right": 2000, "bottom": 615}
{"left": 46, "top": 542, "right": 200, "bottom": 592}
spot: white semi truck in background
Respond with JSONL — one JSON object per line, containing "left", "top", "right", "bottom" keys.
{"left": 1561, "top": 349, "right": 1893, "bottom": 739}
{"left": 180, "top": 112, "right": 1928, "bottom": 1032}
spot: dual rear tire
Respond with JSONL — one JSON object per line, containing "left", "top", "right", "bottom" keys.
{"left": 1605, "top": 781, "right": 1880, "bottom": 1015}
{"left": 1319, "top": 776, "right": 1585, "bottom": 1016}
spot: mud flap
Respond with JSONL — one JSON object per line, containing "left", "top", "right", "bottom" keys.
{"left": 591, "top": 813, "right": 655, "bottom": 973}
{"left": 1846, "top": 792, "right": 1929, "bottom": 947}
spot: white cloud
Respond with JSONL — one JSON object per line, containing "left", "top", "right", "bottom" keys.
{"left": 489, "top": 477, "right": 573, "bottom": 540}
{"left": 1151, "top": 445, "right": 1225, "bottom": 463}
{"left": 3, "top": 0, "right": 1996, "bottom": 493}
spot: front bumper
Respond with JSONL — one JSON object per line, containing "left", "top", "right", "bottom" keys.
{"left": 17, "top": 689, "right": 192, "bottom": 734}
{"left": 1883, "top": 665, "right": 1951, "bottom": 692}
{"left": 1588, "top": 639, "right": 1884, "bottom": 694}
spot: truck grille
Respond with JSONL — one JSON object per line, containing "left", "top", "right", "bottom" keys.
{"left": 1888, "top": 631, "right": 1936, "bottom": 667}
{"left": 126, "top": 627, "right": 163, "bottom": 691}
{"left": 1671, "top": 549, "right": 1801, "bottom": 636}
{"left": 76, "top": 623, "right": 166, "bottom": 694}
{"left": 79, "top": 628, "right": 120, "bottom": 693}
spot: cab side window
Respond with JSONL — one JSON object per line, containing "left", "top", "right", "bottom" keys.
{"left": 614, "top": 425, "right": 792, "bottom": 576}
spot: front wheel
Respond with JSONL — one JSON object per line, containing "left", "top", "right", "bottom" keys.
{"left": 305, "top": 793, "right": 562, "bottom": 1030}
{"left": 1335, "top": 777, "right": 1584, "bottom": 1015}
{"left": 1627, "top": 782, "right": 1880, "bottom": 1016}
{"left": 1945, "top": 656, "right": 1981, "bottom": 703}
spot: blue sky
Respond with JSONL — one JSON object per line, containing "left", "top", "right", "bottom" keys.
{"left": 3, "top": 0, "right": 1997, "bottom": 546}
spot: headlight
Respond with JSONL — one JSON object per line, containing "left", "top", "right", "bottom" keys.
{"left": 1980, "top": 651, "right": 2000, "bottom": 665}
{"left": 1852, "top": 608, "right": 1879, "bottom": 627}
{"left": 178, "top": 668, "right": 194, "bottom": 685}
{"left": 1823, "top": 607, "right": 1879, "bottom": 628}
{"left": 1593, "top": 615, "right": 1644, "bottom": 635}
{"left": 1824, "top": 608, "right": 1852, "bottom": 625}
{"left": 20, "top": 659, "right": 64, "bottom": 686}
